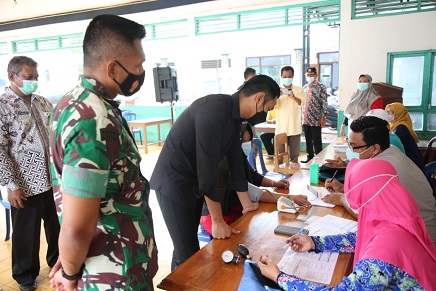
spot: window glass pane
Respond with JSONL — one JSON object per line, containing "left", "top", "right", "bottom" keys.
{"left": 432, "top": 55, "right": 436, "bottom": 106}
{"left": 319, "top": 52, "right": 338, "bottom": 62}
{"left": 332, "top": 63, "right": 339, "bottom": 91}
{"left": 246, "top": 58, "right": 259, "bottom": 67}
{"left": 0, "top": 55, "right": 9, "bottom": 88}
{"left": 392, "top": 56, "right": 424, "bottom": 106}
{"left": 260, "top": 66, "right": 280, "bottom": 84}
{"left": 427, "top": 113, "right": 436, "bottom": 131}
{"left": 26, "top": 49, "right": 83, "bottom": 105}
{"left": 261, "top": 56, "right": 290, "bottom": 66}
{"left": 410, "top": 112, "right": 423, "bottom": 131}
{"left": 319, "top": 64, "right": 332, "bottom": 89}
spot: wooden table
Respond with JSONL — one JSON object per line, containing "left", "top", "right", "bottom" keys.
{"left": 128, "top": 117, "right": 172, "bottom": 153}
{"left": 254, "top": 123, "right": 275, "bottom": 134}
{"left": 158, "top": 139, "right": 354, "bottom": 290}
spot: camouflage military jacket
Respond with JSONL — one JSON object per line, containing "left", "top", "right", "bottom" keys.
{"left": 50, "top": 75, "right": 158, "bottom": 290}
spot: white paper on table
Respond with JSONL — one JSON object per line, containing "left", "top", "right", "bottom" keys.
{"left": 305, "top": 186, "right": 334, "bottom": 208}
{"left": 305, "top": 214, "right": 357, "bottom": 236}
{"left": 277, "top": 250, "right": 339, "bottom": 285}
{"left": 277, "top": 215, "right": 357, "bottom": 285}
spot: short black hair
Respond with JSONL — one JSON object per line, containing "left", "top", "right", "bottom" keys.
{"left": 281, "top": 66, "right": 294, "bottom": 76}
{"left": 240, "top": 121, "right": 253, "bottom": 142}
{"left": 7, "top": 56, "right": 37, "bottom": 74}
{"left": 350, "top": 116, "right": 390, "bottom": 151}
{"left": 83, "top": 14, "right": 146, "bottom": 68}
{"left": 244, "top": 68, "right": 256, "bottom": 79}
{"left": 239, "top": 74, "right": 280, "bottom": 102}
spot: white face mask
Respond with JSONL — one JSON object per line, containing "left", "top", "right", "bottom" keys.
{"left": 241, "top": 142, "right": 251, "bottom": 157}
{"left": 345, "top": 174, "right": 397, "bottom": 211}
{"left": 281, "top": 78, "right": 293, "bottom": 86}
{"left": 306, "top": 76, "right": 315, "bottom": 83}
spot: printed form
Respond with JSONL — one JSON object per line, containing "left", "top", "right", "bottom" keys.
{"left": 277, "top": 215, "right": 357, "bottom": 285}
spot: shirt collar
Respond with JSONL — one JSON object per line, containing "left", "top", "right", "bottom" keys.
{"left": 80, "top": 75, "right": 121, "bottom": 108}
{"left": 231, "top": 92, "right": 241, "bottom": 120}
{"left": 4, "top": 86, "right": 35, "bottom": 103}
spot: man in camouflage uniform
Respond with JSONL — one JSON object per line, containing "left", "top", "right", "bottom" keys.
{"left": 49, "top": 15, "right": 158, "bottom": 290}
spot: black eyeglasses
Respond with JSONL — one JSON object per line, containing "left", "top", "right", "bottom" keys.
{"left": 346, "top": 138, "right": 372, "bottom": 152}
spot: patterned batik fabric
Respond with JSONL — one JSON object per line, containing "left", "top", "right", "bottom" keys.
{"left": 302, "top": 82, "right": 328, "bottom": 126}
{"left": 0, "top": 87, "right": 52, "bottom": 195}
{"left": 50, "top": 75, "right": 158, "bottom": 291}
{"left": 276, "top": 233, "right": 424, "bottom": 290}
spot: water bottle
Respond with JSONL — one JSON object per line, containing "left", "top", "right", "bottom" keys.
{"left": 309, "top": 155, "right": 320, "bottom": 184}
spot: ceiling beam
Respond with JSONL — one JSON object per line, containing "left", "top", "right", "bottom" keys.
{"left": 0, "top": 0, "right": 214, "bottom": 32}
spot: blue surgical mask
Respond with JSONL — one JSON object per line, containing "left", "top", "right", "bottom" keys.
{"left": 306, "top": 77, "right": 315, "bottom": 84}
{"left": 357, "top": 82, "right": 369, "bottom": 92}
{"left": 281, "top": 78, "right": 293, "bottom": 86}
{"left": 346, "top": 147, "right": 360, "bottom": 160}
{"left": 14, "top": 75, "right": 38, "bottom": 95}
{"left": 241, "top": 142, "right": 252, "bottom": 157}
{"left": 346, "top": 145, "right": 374, "bottom": 161}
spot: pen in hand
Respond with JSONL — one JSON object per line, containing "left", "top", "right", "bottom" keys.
{"left": 280, "top": 229, "right": 308, "bottom": 249}
{"left": 328, "top": 170, "right": 338, "bottom": 183}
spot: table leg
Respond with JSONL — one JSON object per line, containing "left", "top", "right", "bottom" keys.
{"left": 143, "top": 125, "right": 148, "bottom": 154}
{"left": 157, "top": 124, "right": 161, "bottom": 145}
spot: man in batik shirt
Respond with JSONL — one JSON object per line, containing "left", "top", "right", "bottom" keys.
{"left": 49, "top": 15, "right": 158, "bottom": 291}
{"left": 0, "top": 56, "right": 60, "bottom": 291}
{"left": 301, "top": 67, "right": 328, "bottom": 163}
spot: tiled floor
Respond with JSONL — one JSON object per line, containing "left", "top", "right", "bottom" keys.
{"left": 0, "top": 130, "right": 339, "bottom": 290}
{"left": 0, "top": 144, "right": 176, "bottom": 291}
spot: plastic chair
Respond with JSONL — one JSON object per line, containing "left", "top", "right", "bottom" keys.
{"left": 248, "top": 138, "right": 268, "bottom": 175}
{"left": 0, "top": 186, "right": 11, "bottom": 241}
{"left": 197, "top": 224, "right": 213, "bottom": 243}
{"left": 274, "top": 133, "right": 300, "bottom": 175}
{"left": 423, "top": 136, "right": 436, "bottom": 165}
{"left": 248, "top": 138, "right": 290, "bottom": 180}
{"left": 122, "top": 111, "right": 143, "bottom": 145}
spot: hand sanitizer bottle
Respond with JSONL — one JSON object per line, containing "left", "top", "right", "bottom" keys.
{"left": 309, "top": 155, "right": 320, "bottom": 184}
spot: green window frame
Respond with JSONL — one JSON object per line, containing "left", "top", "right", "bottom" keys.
{"left": 195, "top": 0, "right": 340, "bottom": 36}
{"left": 144, "top": 19, "right": 188, "bottom": 40}
{"left": 12, "top": 33, "right": 83, "bottom": 53}
{"left": 352, "top": 0, "right": 436, "bottom": 19}
{"left": 387, "top": 50, "right": 436, "bottom": 139}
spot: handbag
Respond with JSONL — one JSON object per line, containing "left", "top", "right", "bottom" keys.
{"left": 318, "top": 165, "right": 346, "bottom": 183}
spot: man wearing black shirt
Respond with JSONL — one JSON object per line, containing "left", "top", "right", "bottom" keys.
{"left": 150, "top": 75, "right": 280, "bottom": 270}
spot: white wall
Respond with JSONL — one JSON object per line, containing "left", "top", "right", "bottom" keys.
{"left": 0, "top": 0, "right": 339, "bottom": 104}
{"left": 338, "top": 1, "right": 436, "bottom": 110}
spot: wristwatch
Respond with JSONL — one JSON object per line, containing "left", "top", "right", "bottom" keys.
{"left": 61, "top": 264, "right": 84, "bottom": 281}
{"left": 6, "top": 182, "right": 19, "bottom": 192}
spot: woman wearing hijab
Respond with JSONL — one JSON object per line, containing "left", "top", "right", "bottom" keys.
{"left": 340, "top": 74, "right": 382, "bottom": 136}
{"left": 386, "top": 102, "right": 424, "bottom": 171}
{"left": 257, "top": 159, "right": 436, "bottom": 290}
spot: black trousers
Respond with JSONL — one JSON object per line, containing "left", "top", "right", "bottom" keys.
{"left": 302, "top": 125, "right": 323, "bottom": 158}
{"left": 156, "top": 190, "right": 203, "bottom": 271}
{"left": 11, "top": 188, "right": 60, "bottom": 285}
{"left": 260, "top": 133, "right": 275, "bottom": 156}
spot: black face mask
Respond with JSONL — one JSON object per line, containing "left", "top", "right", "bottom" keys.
{"left": 246, "top": 111, "right": 267, "bottom": 126}
{"left": 113, "top": 61, "right": 145, "bottom": 96}
{"left": 246, "top": 97, "right": 267, "bottom": 125}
